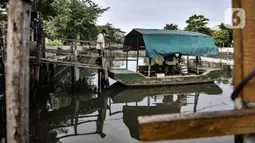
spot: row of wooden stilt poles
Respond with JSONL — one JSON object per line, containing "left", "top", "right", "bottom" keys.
{"left": 4, "top": 1, "right": 111, "bottom": 143}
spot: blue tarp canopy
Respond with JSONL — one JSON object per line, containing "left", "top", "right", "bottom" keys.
{"left": 124, "top": 28, "right": 219, "bottom": 58}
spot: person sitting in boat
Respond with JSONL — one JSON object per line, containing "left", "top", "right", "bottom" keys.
{"left": 175, "top": 53, "right": 183, "bottom": 74}
{"left": 163, "top": 54, "right": 178, "bottom": 75}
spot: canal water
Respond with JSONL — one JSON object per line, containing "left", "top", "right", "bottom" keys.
{"left": 0, "top": 58, "right": 234, "bottom": 143}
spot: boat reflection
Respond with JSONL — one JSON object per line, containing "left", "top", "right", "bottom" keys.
{"left": 117, "top": 84, "right": 223, "bottom": 140}
{"left": 111, "top": 83, "right": 222, "bottom": 104}
{"left": 28, "top": 81, "right": 222, "bottom": 142}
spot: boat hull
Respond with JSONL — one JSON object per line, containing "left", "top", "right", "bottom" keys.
{"left": 109, "top": 69, "right": 221, "bottom": 87}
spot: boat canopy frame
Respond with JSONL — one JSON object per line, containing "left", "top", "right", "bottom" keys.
{"left": 123, "top": 28, "right": 219, "bottom": 58}
{"left": 121, "top": 28, "right": 217, "bottom": 75}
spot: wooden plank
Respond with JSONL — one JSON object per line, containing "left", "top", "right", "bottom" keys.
{"left": 6, "top": 0, "right": 31, "bottom": 143}
{"left": 30, "top": 57, "right": 101, "bottom": 69}
{"left": 138, "top": 109, "right": 255, "bottom": 141}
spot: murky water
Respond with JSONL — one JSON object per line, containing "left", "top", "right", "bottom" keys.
{"left": 0, "top": 58, "right": 234, "bottom": 143}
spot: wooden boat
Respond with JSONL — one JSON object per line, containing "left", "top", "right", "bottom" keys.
{"left": 109, "top": 28, "right": 221, "bottom": 87}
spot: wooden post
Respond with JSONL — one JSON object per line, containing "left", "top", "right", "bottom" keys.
{"left": 186, "top": 55, "right": 189, "bottom": 71}
{"left": 148, "top": 58, "right": 151, "bottom": 77}
{"left": 126, "top": 51, "right": 128, "bottom": 70}
{"left": 97, "top": 69, "right": 101, "bottom": 94}
{"left": 1, "top": 22, "right": 7, "bottom": 63}
{"left": 41, "top": 32, "right": 46, "bottom": 58}
{"left": 136, "top": 38, "right": 139, "bottom": 72}
{"left": 196, "top": 56, "right": 199, "bottom": 74}
{"left": 232, "top": 0, "right": 255, "bottom": 142}
{"left": 74, "top": 41, "right": 79, "bottom": 81}
{"left": 6, "top": 0, "right": 31, "bottom": 143}
{"left": 35, "top": 26, "right": 42, "bottom": 83}
{"left": 74, "top": 99, "right": 80, "bottom": 135}
{"left": 101, "top": 43, "right": 109, "bottom": 88}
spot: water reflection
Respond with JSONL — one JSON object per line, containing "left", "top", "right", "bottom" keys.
{"left": 0, "top": 59, "right": 234, "bottom": 143}
{"left": 28, "top": 82, "right": 224, "bottom": 142}
{"left": 30, "top": 89, "right": 108, "bottom": 142}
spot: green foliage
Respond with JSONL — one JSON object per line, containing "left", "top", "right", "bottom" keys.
{"left": 0, "top": 13, "right": 7, "bottom": 21}
{"left": 212, "top": 30, "right": 230, "bottom": 46}
{"left": 164, "top": 24, "right": 178, "bottom": 30}
{"left": 46, "top": 40, "right": 63, "bottom": 46}
{"left": 36, "top": 0, "right": 56, "bottom": 21}
{"left": 185, "top": 14, "right": 211, "bottom": 35}
{"left": 98, "top": 23, "right": 125, "bottom": 44}
{"left": 43, "top": 0, "right": 109, "bottom": 40}
{"left": 219, "top": 22, "right": 233, "bottom": 44}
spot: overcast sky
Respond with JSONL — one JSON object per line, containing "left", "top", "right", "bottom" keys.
{"left": 93, "top": 0, "right": 232, "bottom": 33}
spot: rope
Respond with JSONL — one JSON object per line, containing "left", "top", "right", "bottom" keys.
{"left": 231, "top": 70, "right": 255, "bottom": 100}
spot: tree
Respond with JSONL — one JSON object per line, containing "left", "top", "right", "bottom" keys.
{"left": 219, "top": 23, "right": 228, "bottom": 30}
{"left": 185, "top": 14, "right": 211, "bottom": 35}
{"left": 219, "top": 22, "right": 233, "bottom": 45}
{"left": 164, "top": 24, "right": 178, "bottom": 30}
{"left": 43, "top": 0, "right": 109, "bottom": 40}
{"left": 97, "top": 23, "right": 125, "bottom": 44}
{"left": 212, "top": 30, "right": 230, "bottom": 47}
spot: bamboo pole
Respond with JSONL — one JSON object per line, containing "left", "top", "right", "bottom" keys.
{"left": 6, "top": 0, "right": 31, "bottom": 142}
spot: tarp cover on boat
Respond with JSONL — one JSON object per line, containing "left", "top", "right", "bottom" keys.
{"left": 124, "top": 28, "right": 219, "bottom": 58}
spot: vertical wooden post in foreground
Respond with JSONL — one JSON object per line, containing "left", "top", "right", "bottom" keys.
{"left": 6, "top": 0, "right": 31, "bottom": 143}
{"left": 232, "top": 0, "right": 255, "bottom": 142}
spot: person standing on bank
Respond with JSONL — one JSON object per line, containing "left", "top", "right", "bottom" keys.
{"left": 96, "top": 29, "right": 107, "bottom": 56}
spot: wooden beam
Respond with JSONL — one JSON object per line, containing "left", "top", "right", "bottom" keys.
{"left": 29, "top": 57, "right": 102, "bottom": 69}
{"left": 6, "top": 0, "right": 31, "bottom": 143}
{"left": 232, "top": 0, "right": 255, "bottom": 102}
{"left": 138, "top": 109, "right": 255, "bottom": 141}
